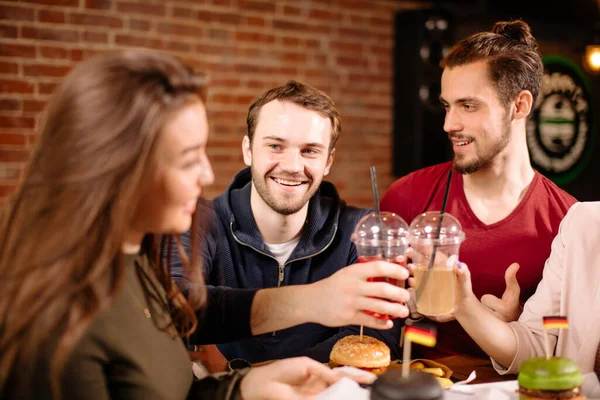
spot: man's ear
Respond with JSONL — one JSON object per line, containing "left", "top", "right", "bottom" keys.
{"left": 242, "top": 135, "right": 252, "bottom": 166}
{"left": 324, "top": 148, "right": 335, "bottom": 176}
{"left": 513, "top": 90, "right": 534, "bottom": 120}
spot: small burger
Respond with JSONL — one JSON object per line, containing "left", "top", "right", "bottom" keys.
{"left": 329, "top": 335, "right": 390, "bottom": 375}
{"left": 517, "top": 357, "right": 584, "bottom": 399}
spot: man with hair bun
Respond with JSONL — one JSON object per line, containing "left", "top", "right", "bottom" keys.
{"left": 381, "top": 20, "right": 576, "bottom": 359}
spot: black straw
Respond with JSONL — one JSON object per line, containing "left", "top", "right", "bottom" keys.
{"left": 416, "top": 169, "right": 453, "bottom": 301}
{"left": 370, "top": 166, "right": 381, "bottom": 216}
{"left": 428, "top": 169, "right": 453, "bottom": 269}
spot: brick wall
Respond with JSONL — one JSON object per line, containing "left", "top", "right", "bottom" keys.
{"left": 0, "top": 0, "right": 425, "bottom": 208}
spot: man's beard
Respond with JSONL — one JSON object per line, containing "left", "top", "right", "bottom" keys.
{"left": 453, "top": 116, "right": 511, "bottom": 175}
{"left": 251, "top": 167, "right": 320, "bottom": 215}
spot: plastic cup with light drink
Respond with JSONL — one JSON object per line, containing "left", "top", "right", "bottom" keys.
{"left": 408, "top": 211, "right": 465, "bottom": 317}
{"left": 351, "top": 211, "right": 409, "bottom": 321}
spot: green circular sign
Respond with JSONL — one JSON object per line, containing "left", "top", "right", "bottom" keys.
{"left": 526, "top": 55, "right": 596, "bottom": 185}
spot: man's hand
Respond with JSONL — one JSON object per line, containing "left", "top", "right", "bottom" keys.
{"left": 480, "top": 263, "right": 522, "bottom": 322}
{"left": 305, "top": 261, "right": 410, "bottom": 330}
{"left": 240, "top": 357, "right": 342, "bottom": 400}
{"left": 250, "top": 261, "right": 410, "bottom": 334}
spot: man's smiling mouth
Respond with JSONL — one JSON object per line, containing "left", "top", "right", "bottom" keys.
{"left": 271, "top": 177, "right": 305, "bottom": 186}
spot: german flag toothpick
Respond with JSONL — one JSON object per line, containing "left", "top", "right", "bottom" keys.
{"left": 402, "top": 322, "right": 437, "bottom": 378}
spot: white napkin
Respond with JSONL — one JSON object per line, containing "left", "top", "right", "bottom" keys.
{"left": 314, "top": 377, "right": 370, "bottom": 400}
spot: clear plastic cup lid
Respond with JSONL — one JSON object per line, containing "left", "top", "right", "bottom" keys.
{"left": 351, "top": 212, "right": 409, "bottom": 247}
{"left": 408, "top": 211, "right": 465, "bottom": 245}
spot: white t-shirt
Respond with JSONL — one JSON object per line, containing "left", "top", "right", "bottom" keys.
{"left": 265, "top": 236, "right": 301, "bottom": 266}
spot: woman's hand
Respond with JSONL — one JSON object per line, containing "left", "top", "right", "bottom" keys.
{"left": 240, "top": 357, "right": 341, "bottom": 400}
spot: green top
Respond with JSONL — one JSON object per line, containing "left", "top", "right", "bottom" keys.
{"left": 518, "top": 357, "right": 583, "bottom": 391}
{"left": 55, "top": 254, "right": 246, "bottom": 400}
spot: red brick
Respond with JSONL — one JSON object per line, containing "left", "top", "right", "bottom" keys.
{"left": 211, "top": 94, "right": 234, "bottom": 104}
{"left": 0, "top": 132, "right": 26, "bottom": 145}
{"left": 83, "top": 31, "right": 108, "bottom": 43}
{"left": 338, "top": 27, "right": 370, "bottom": 39}
{"left": 235, "top": 31, "right": 275, "bottom": 44}
{"left": 236, "top": 48, "right": 260, "bottom": 58}
{"left": 371, "top": 17, "right": 389, "bottom": 27}
{"left": 164, "top": 40, "right": 191, "bottom": 52}
{"left": 23, "top": 64, "right": 71, "bottom": 78}
{"left": 305, "top": 69, "right": 326, "bottom": 79}
{"left": 0, "top": 24, "right": 18, "bottom": 39}
{"left": 281, "top": 52, "right": 307, "bottom": 63}
{"left": 370, "top": 44, "right": 390, "bottom": 54}
{"left": 208, "top": 28, "right": 229, "bottom": 41}
{"left": 21, "top": 0, "right": 78, "bottom": 6}
{"left": 273, "top": 20, "right": 330, "bottom": 34}
{"left": 349, "top": 15, "right": 368, "bottom": 26}
{"left": 70, "top": 49, "right": 84, "bottom": 61}
{"left": 0, "top": 44, "right": 36, "bottom": 58}
{"left": 243, "top": 16, "right": 266, "bottom": 27}
{"left": 70, "top": 13, "right": 123, "bottom": 28}
{"left": 0, "top": 5, "right": 35, "bottom": 21}
{"left": 306, "top": 39, "right": 320, "bottom": 49}
{"left": 38, "top": 9, "right": 66, "bottom": 24}
{"left": 39, "top": 46, "right": 69, "bottom": 59}
{"left": 195, "top": 43, "right": 232, "bottom": 56}
{"left": 282, "top": 36, "right": 300, "bottom": 47}
{"left": 38, "top": 82, "right": 58, "bottom": 95}
{"left": 0, "top": 100, "right": 20, "bottom": 112}
{"left": 309, "top": 8, "right": 338, "bottom": 20}
{"left": 85, "top": 0, "right": 112, "bottom": 9}
{"left": 0, "top": 62, "right": 18, "bottom": 74}
{"left": 0, "top": 185, "right": 18, "bottom": 197}
{"left": 211, "top": 78, "right": 241, "bottom": 88}
{"left": 277, "top": 66, "right": 297, "bottom": 76}
{"left": 23, "top": 100, "right": 46, "bottom": 113}
{"left": 117, "top": 2, "right": 166, "bottom": 16}
{"left": 338, "top": 0, "right": 371, "bottom": 11}
{"left": 157, "top": 22, "right": 204, "bottom": 38}
{"left": 0, "top": 116, "right": 35, "bottom": 130}
{"left": 197, "top": 11, "right": 241, "bottom": 25}
{"left": 239, "top": 0, "right": 275, "bottom": 12}
{"left": 234, "top": 95, "right": 255, "bottom": 105}
{"left": 22, "top": 26, "right": 79, "bottom": 43}
{"left": 0, "top": 80, "right": 34, "bottom": 94}
{"left": 336, "top": 56, "right": 368, "bottom": 68}
{"left": 330, "top": 41, "right": 363, "bottom": 53}
{"left": 172, "top": 7, "right": 196, "bottom": 19}
{"left": 115, "top": 34, "right": 161, "bottom": 49}
{"left": 283, "top": 5, "right": 302, "bottom": 16}
{"left": 129, "top": 19, "right": 151, "bottom": 31}
{"left": 313, "top": 54, "right": 327, "bottom": 65}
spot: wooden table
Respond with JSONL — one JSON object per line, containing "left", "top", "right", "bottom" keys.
{"left": 437, "top": 354, "right": 516, "bottom": 384}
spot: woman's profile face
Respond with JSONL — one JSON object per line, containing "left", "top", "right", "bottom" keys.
{"left": 133, "top": 100, "right": 214, "bottom": 236}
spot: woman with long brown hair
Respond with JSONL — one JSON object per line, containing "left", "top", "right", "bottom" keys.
{"left": 0, "top": 50, "right": 341, "bottom": 399}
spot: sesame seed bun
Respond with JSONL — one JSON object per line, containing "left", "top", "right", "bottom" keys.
{"left": 329, "top": 335, "right": 391, "bottom": 370}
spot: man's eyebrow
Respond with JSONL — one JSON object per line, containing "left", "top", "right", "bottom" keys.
{"left": 262, "top": 136, "right": 286, "bottom": 142}
{"left": 439, "top": 96, "right": 480, "bottom": 104}
{"left": 305, "top": 142, "right": 326, "bottom": 149}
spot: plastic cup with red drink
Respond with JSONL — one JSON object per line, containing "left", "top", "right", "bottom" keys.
{"left": 351, "top": 211, "right": 409, "bottom": 321}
